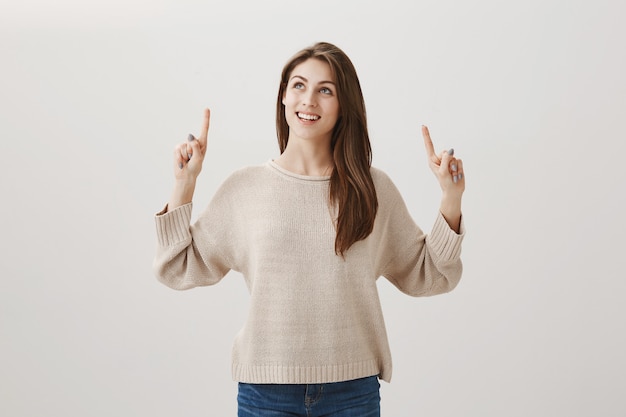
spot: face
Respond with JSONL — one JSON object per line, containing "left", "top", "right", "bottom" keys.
{"left": 282, "top": 58, "right": 340, "bottom": 144}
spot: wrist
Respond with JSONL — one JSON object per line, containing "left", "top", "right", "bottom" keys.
{"left": 169, "top": 179, "right": 197, "bottom": 209}
{"left": 174, "top": 177, "right": 197, "bottom": 188}
{"left": 439, "top": 193, "right": 462, "bottom": 233}
{"left": 440, "top": 192, "right": 462, "bottom": 208}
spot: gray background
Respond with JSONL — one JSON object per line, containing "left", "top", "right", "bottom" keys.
{"left": 2, "top": 0, "right": 625, "bottom": 415}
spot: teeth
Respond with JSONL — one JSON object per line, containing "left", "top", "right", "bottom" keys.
{"left": 297, "top": 112, "right": 320, "bottom": 121}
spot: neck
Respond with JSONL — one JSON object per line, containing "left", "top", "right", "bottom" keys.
{"left": 275, "top": 137, "right": 334, "bottom": 176}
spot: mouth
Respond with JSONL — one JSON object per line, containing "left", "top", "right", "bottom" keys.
{"left": 296, "top": 112, "right": 320, "bottom": 121}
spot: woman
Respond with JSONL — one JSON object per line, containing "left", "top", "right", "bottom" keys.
{"left": 154, "top": 42, "right": 465, "bottom": 416}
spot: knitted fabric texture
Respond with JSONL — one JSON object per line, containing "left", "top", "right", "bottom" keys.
{"left": 154, "top": 160, "right": 464, "bottom": 384}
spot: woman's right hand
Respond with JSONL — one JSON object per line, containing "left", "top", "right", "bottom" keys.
{"left": 173, "top": 108, "right": 210, "bottom": 181}
{"left": 166, "top": 109, "right": 211, "bottom": 211}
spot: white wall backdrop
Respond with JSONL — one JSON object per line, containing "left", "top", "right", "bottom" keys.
{"left": 1, "top": 0, "right": 624, "bottom": 415}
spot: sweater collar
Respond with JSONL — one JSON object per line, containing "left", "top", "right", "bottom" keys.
{"left": 267, "top": 160, "right": 331, "bottom": 183}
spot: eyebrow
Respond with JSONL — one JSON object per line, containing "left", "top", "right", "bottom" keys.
{"left": 289, "top": 75, "right": 336, "bottom": 85}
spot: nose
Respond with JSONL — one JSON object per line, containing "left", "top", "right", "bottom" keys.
{"left": 302, "top": 90, "right": 318, "bottom": 107}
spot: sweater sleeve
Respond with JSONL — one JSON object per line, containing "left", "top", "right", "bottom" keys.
{"left": 153, "top": 177, "right": 238, "bottom": 290}
{"left": 376, "top": 172, "right": 465, "bottom": 297}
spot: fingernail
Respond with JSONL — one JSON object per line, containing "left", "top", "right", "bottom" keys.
{"left": 453, "top": 175, "right": 458, "bottom": 183}
{"left": 188, "top": 153, "right": 192, "bottom": 160}
{"left": 178, "top": 162, "right": 183, "bottom": 169}
{"left": 458, "top": 173, "right": 463, "bottom": 180}
{"left": 188, "top": 134, "right": 195, "bottom": 141}
{"left": 451, "top": 164, "right": 457, "bottom": 172}
{"left": 448, "top": 148, "right": 454, "bottom": 156}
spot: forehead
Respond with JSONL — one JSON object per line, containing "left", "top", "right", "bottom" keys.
{"left": 289, "top": 58, "right": 335, "bottom": 83}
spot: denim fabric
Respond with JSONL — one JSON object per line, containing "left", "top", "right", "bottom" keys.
{"left": 237, "top": 375, "right": 381, "bottom": 417}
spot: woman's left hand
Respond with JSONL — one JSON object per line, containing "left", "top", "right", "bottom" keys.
{"left": 422, "top": 125, "right": 464, "bottom": 233}
{"left": 422, "top": 125, "right": 465, "bottom": 197}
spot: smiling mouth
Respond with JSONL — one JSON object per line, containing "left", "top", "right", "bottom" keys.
{"left": 297, "top": 112, "right": 320, "bottom": 121}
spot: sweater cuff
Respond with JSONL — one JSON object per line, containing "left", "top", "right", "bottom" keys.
{"left": 154, "top": 203, "right": 193, "bottom": 246}
{"left": 426, "top": 212, "right": 465, "bottom": 261}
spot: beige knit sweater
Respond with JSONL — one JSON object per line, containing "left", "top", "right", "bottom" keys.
{"left": 154, "top": 160, "right": 464, "bottom": 384}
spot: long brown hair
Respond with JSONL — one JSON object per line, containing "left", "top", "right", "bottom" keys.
{"left": 276, "top": 42, "right": 378, "bottom": 256}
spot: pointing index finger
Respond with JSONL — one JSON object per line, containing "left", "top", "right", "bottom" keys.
{"left": 198, "top": 108, "right": 211, "bottom": 146}
{"left": 422, "top": 125, "right": 436, "bottom": 157}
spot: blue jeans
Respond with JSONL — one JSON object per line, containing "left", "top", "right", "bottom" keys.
{"left": 237, "top": 375, "right": 381, "bottom": 417}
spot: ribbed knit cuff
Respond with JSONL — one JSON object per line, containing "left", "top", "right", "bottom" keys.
{"left": 427, "top": 212, "right": 465, "bottom": 261}
{"left": 154, "top": 203, "right": 193, "bottom": 246}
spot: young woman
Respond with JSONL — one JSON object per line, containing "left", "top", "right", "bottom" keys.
{"left": 154, "top": 42, "right": 465, "bottom": 416}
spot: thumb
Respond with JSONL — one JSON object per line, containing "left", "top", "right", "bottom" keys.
{"left": 439, "top": 149, "right": 454, "bottom": 173}
{"left": 186, "top": 136, "right": 205, "bottom": 166}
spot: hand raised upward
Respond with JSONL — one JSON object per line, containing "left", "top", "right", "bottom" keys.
{"left": 167, "top": 108, "right": 211, "bottom": 210}
{"left": 422, "top": 125, "right": 465, "bottom": 197}
{"left": 173, "top": 108, "right": 210, "bottom": 181}
{"left": 422, "top": 125, "right": 464, "bottom": 233}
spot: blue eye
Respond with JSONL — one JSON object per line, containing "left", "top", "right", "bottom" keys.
{"left": 320, "top": 87, "right": 332, "bottom": 95}
{"left": 293, "top": 82, "right": 304, "bottom": 89}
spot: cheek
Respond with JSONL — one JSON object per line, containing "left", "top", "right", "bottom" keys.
{"left": 283, "top": 96, "right": 297, "bottom": 123}
{"left": 329, "top": 101, "right": 340, "bottom": 119}
{"left": 282, "top": 91, "right": 297, "bottom": 108}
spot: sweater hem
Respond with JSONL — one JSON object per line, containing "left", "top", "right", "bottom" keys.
{"left": 232, "top": 359, "right": 384, "bottom": 384}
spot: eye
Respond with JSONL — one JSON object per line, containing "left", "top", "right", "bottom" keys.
{"left": 293, "top": 82, "right": 305, "bottom": 90}
{"left": 320, "top": 87, "right": 333, "bottom": 95}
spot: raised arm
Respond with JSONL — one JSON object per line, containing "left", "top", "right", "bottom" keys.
{"left": 154, "top": 108, "right": 235, "bottom": 290}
